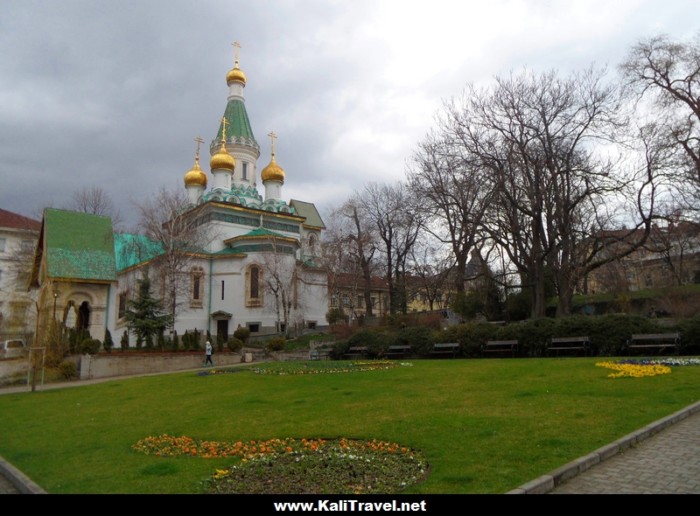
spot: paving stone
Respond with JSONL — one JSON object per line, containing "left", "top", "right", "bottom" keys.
{"left": 550, "top": 410, "right": 700, "bottom": 494}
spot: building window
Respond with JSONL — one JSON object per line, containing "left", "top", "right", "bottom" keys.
{"left": 251, "top": 268, "right": 259, "bottom": 298}
{"left": 21, "top": 240, "right": 34, "bottom": 253}
{"left": 190, "top": 267, "right": 204, "bottom": 308}
{"left": 193, "top": 276, "right": 201, "bottom": 299}
{"left": 242, "top": 162, "right": 248, "bottom": 180}
{"left": 308, "top": 234, "right": 318, "bottom": 255}
{"left": 118, "top": 291, "right": 128, "bottom": 319}
{"left": 221, "top": 280, "right": 225, "bottom": 301}
{"left": 307, "top": 321, "right": 317, "bottom": 330}
{"left": 246, "top": 264, "right": 263, "bottom": 307}
{"left": 330, "top": 295, "right": 338, "bottom": 307}
{"left": 247, "top": 322, "right": 260, "bottom": 333}
{"left": 357, "top": 295, "right": 363, "bottom": 307}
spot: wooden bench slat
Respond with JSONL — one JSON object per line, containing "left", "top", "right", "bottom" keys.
{"left": 482, "top": 340, "right": 518, "bottom": 358}
{"left": 547, "top": 336, "right": 590, "bottom": 356}
{"left": 628, "top": 333, "right": 680, "bottom": 355}
{"left": 429, "top": 342, "right": 460, "bottom": 358}
{"left": 386, "top": 345, "right": 412, "bottom": 358}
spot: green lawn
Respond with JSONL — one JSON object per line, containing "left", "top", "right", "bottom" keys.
{"left": 0, "top": 358, "right": 698, "bottom": 494}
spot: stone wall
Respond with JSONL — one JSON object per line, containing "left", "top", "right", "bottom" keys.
{"left": 77, "top": 350, "right": 262, "bottom": 380}
{"left": 0, "top": 358, "right": 28, "bottom": 384}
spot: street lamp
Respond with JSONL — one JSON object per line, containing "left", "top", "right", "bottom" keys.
{"left": 53, "top": 291, "right": 58, "bottom": 321}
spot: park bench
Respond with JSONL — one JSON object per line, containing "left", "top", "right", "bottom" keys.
{"left": 547, "top": 336, "right": 591, "bottom": 357}
{"left": 386, "top": 344, "right": 412, "bottom": 359}
{"left": 627, "top": 333, "right": 680, "bottom": 355}
{"left": 344, "top": 346, "right": 368, "bottom": 360}
{"left": 309, "top": 341, "right": 333, "bottom": 360}
{"left": 429, "top": 342, "right": 460, "bottom": 358}
{"left": 309, "top": 348, "right": 331, "bottom": 360}
{"left": 482, "top": 340, "right": 519, "bottom": 358}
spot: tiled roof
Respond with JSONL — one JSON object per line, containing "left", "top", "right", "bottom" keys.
{"left": 289, "top": 200, "right": 325, "bottom": 229}
{"left": 0, "top": 208, "right": 41, "bottom": 231}
{"left": 43, "top": 209, "right": 116, "bottom": 281}
{"left": 114, "top": 233, "right": 164, "bottom": 272}
{"left": 215, "top": 98, "right": 257, "bottom": 145}
{"left": 331, "top": 272, "right": 389, "bottom": 290}
{"left": 224, "top": 227, "right": 293, "bottom": 245}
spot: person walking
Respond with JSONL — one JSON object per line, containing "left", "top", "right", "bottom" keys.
{"left": 205, "top": 340, "right": 214, "bottom": 366}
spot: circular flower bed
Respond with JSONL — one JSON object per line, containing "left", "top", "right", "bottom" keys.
{"left": 619, "top": 357, "right": 700, "bottom": 367}
{"left": 249, "top": 360, "right": 409, "bottom": 375}
{"left": 196, "top": 368, "right": 244, "bottom": 376}
{"left": 132, "top": 435, "right": 428, "bottom": 494}
{"left": 596, "top": 361, "right": 671, "bottom": 378}
{"left": 196, "top": 361, "right": 411, "bottom": 377}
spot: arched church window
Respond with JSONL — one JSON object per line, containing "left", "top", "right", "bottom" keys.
{"left": 245, "top": 264, "right": 263, "bottom": 307}
{"left": 190, "top": 266, "right": 204, "bottom": 308}
{"left": 251, "top": 266, "right": 259, "bottom": 298}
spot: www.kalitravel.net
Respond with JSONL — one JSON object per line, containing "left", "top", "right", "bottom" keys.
{"left": 273, "top": 499, "right": 428, "bottom": 512}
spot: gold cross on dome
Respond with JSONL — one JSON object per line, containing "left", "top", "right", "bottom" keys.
{"left": 194, "top": 136, "right": 204, "bottom": 159}
{"left": 232, "top": 41, "right": 241, "bottom": 65}
{"left": 220, "top": 117, "right": 229, "bottom": 141}
{"left": 268, "top": 131, "right": 277, "bottom": 157}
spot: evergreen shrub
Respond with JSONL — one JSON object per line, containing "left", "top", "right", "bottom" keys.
{"left": 227, "top": 337, "right": 243, "bottom": 352}
{"left": 675, "top": 317, "right": 700, "bottom": 355}
{"left": 266, "top": 337, "right": 286, "bottom": 352}
{"left": 79, "top": 338, "right": 102, "bottom": 355}
{"left": 58, "top": 360, "right": 77, "bottom": 379}
{"left": 233, "top": 326, "right": 251, "bottom": 343}
{"left": 103, "top": 329, "right": 114, "bottom": 353}
{"left": 395, "top": 326, "right": 435, "bottom": 355}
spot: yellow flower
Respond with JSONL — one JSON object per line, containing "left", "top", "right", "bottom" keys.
{"left": 596, "top": 361, "right": 671, "bottom": 378}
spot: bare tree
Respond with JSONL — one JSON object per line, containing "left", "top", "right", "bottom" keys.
{"left": 360, "top": 182, "right": 424, "bottom": 314}
{"left": 648, "top": 214, "right": 700, "bottom": 287}
{"left": 324, "top": 199, "right": 379, "bottom": 317}
{"left": 132, "top": 187, "right": 213, "bottom": 327}
{"left": 450, "top": 68, "right": 656, "bottom": 316}
{"left": 621, "top": 32, "right": 700, "bottom": 210}
{"left": 322, "top": 209, "right": 365, "bottom": 321}
{"left": 67, "top": 186, "right": 123, "bottom": 229}
{"left": 261, "top": 238, "right": 312, "bottom": 338}
{"left": 407, "top": 235, "right": 454, "bottom": 311}
{"left": 409, "top": 127, "right": 493, "bottom": 296}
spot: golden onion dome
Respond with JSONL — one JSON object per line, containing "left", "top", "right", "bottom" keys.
{"left": 210, "top": 142, "right": 235, "bottom": 171}
{"left": 261, "top": 156, "right": 285, "bottom": 183}
{"left": 226, "top": 66, "right": 247, "bottom": 86}
{"left": 184, "top": 158, "right": 208, "bottom": 187}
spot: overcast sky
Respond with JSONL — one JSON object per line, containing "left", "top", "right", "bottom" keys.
{"left": 1, "top": 0, "right": 697, "bottom": 228}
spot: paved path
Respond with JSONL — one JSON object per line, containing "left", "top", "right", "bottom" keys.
{"left": 549, "top": 409, "right": 700, "bottom": 494}
{"left": 0, "top": 472, "right": 20, "bottom": 494}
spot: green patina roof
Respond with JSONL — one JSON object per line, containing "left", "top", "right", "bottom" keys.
{"left": 289, "top": 200, "right": 325, "bottom": 229}
{"left": 243, "top": 228, "right": 287, "bottom": 239}
{"left": 114, "top": 233, "right": 164, "bottom": 272}
{"left": 215, "top": 98, "right": 257, "bottom": 145}
{"left": 225, "top": 227, "right": 298, "bottom": 252}
{"left": 43, "top": 209, "right": 116, "bottom": 281}
{"left": 211, "top": 247, "right": 245, "bottom": 256}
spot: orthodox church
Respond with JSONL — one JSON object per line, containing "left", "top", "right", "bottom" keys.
{"left": 31, "top": 45, "right": 328, "bottom": 345}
